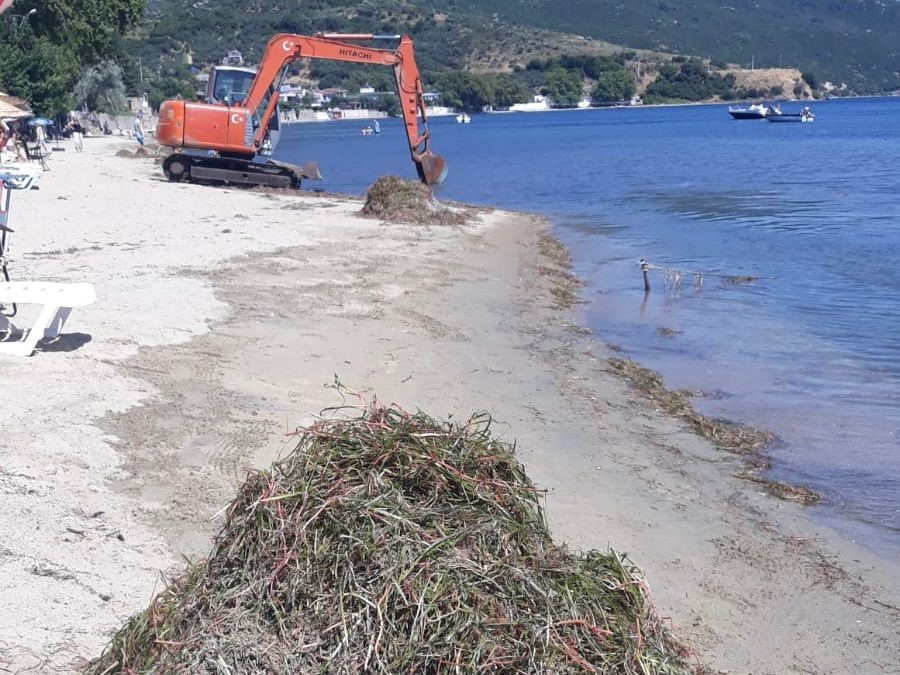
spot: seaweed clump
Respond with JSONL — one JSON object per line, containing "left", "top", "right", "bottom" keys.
{"left": 607, "top": 358, "right": 818, "bottom": 505}
{"left": 361, "top": 175, "right": 468, "bottom": 225}
{"left": 87, "top": 405, "right": 693, "bottom": 674}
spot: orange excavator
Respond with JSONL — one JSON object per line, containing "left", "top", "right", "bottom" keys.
{"left": 156, "top": 33, "right": 447, "bottom": 188}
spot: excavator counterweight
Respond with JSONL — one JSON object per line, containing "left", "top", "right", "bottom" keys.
{"left": 156, "top": 33, "right": 446, "bottom": 189}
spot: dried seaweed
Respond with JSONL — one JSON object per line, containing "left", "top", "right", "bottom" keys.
{"left": 607, "top": 358, "right": 819, "bottom": 505}
{"left": 538, "top": 232, "right": 585, "bottom": 310}
{"left": 360, "top": 175, "right": 469, "bottom": 225}
{"left": 87, "top": 404, "right": 694, "bottom": 674}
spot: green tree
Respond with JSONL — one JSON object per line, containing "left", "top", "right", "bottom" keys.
{"left": 74, "top": 60, "right": 127, "bottom": 113}
{"left": 373, "top": 93, "right": 400, "bottom": 117}
{"left": 591, "top": 70, "right": 636, "bottom": 103}
{"left": 541, "top": 67, "right": 582, "bottom": 107}
{"left": 433, "top": 72, "right": 496, "bottom": 111}
{"left": 0, "top": 0, "right": 146, "bottom": 115}
{"left": 0, "top": 23, "right": 76, "bottom": 115}
{"left": 645, "top": 59, "right": 738, "bottom": 101}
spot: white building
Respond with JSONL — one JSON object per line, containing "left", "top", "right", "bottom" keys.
{"left": 509, "top": 95, "right": 551, "bottom": 112}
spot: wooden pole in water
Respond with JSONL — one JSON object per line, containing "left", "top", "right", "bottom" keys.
{"left": 640, "top": 259, "right": 650, "bottom": 292}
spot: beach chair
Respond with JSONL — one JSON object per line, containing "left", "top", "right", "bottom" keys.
{"left": 0, "top": 176, "right": 95, "bottom": 356}
{"left": 1, "top": 178, "right": 13, "bottom": 287}
{"left": 22, "top": 142, "right": 49, "bottom": 171}
{"left": 0, "top": 282, "right": 96, "bottom": 356}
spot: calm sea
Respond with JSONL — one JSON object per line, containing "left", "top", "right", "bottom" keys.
{"left": 276, "top": 98, "right": 900, "bottom": 556}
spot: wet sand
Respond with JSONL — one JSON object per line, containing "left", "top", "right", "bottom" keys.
{"left": 0, "top": 136, "right": 897, "bottom": 673}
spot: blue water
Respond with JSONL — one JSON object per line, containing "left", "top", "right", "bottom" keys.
{"left": 275, "top": 98, "right": 900, "bottom": 555}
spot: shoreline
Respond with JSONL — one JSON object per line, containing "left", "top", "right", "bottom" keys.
{"left": 1, "top": 137, "right": 898, "bottom": 673}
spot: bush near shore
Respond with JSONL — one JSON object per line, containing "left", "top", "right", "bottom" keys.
{"left": 87, "top": 404, "right": 694, "bottom": 674}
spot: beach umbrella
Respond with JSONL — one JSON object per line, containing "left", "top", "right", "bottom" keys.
{"left": 27, "top": 118, "right": 51, "bottom": 126}
{"left": 0, "top": 99, "right": 30, "bottom": 120}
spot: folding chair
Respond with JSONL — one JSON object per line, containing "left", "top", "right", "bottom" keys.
{"left": 23, "top": 142, "right": 49, "bottom": 171}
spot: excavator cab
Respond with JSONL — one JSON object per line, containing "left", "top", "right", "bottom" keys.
{"left": 206, "top": 67, "right": 254, "bottom": 106}
{"left": 206, "top": 66, "right": 281, "bottom": 154}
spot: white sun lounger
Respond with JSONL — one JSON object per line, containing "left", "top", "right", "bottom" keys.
{"left": 0, "top": 282, "right": 96, "bottom": 356}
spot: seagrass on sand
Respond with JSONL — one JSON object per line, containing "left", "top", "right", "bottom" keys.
{"left": 361, "top": 175, "right": 468, "bottom": 225}
{"left": 87, "top": 402, "right": 694, "bottom": 674}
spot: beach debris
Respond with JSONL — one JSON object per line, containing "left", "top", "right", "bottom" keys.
{"left": 721, "top": 274, "right": 758, "bottom": 285}
{"left": 114, "top": 146, "right": 152, "bottom": 159}
{"left": 607, "top": 357, "right": 820, "bottom": 505}
{"left": 638, "top": 260, "right": 768, "bottom": 294}
{"left": 656, "top": 327, "right": 683, "bottom": 338}
{"left": 736, "top": 471, "right": 820, "bottom": 506}
{"left": 640, "top": 258, "right": 651, "bottom": 292}
{"left": 607, "top": 357, "right": 772, "bottom": 453}
{"left": 361, "top": 175, "right": 469, "bottom": 225}
{"left": 86, "top": 403, "right": 693, "bottom": 674}
{"left": 539, "top": 232, "right": 584, "bottom": 309}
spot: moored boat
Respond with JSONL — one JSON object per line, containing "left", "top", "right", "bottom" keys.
{"left": 728, "top": 103, "right": 779, "bottom": 120}
{"left": 766, "top": 106, "right": 815, "bottom": 123}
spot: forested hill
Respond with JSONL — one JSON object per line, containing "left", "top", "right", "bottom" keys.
{"left": 138, "top": 0, "right": 900, "bottom": 95}
{"left": 426, "top": 0, "right": 900, "bottom": 94}
{"left": 136, "top": 0, "right": 600, "bottom": 74}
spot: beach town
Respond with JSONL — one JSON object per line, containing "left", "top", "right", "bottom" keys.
{"left": 2, "top": 2, "right": 900, "bottom": 674}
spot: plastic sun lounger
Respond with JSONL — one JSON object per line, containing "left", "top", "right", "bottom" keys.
{"left": 0, "top": 175, "right": 96, "bottom": 356}
{"left": 0, "top": 282, "right": 96, "bottom": 356}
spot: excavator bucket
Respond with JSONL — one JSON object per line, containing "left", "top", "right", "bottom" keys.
{"left": 300, "top": 161, "right": 323, "bottom": 181}
{"left": 415, "top": 153, "right": 448, "bottom": 186}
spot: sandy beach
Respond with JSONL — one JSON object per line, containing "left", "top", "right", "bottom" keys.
{"left": 1, "top": 136, "right": 897, "bottom": 674}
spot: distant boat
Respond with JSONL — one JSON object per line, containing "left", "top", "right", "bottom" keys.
{"left": 728, "top": 103, "right": 780, "bottom": 120}
{"left": 766, "top": 106, "right": 815, "bottom": 123}
{"left": 455, "top": 113, "right": 471, "bottom": 124}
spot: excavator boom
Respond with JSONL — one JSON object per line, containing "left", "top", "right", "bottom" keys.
{"left": 156, "top": 33, "right": 447, "bottom": 187}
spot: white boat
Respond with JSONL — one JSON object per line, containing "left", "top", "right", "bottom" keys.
{"left": 728, "top": 103, "right": 780, "bottom": 120}
{"left": 455, "top": 113, "right": 471, "bottom": 124}
{"left": 766, "top": 106, "right": 815, "bottom": 123}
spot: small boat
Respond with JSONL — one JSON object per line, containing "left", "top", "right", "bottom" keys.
{"left": 455, "top": 113, "right": 471, "bottom": 124}
{"left": 728, "top": 103, "right": 778, "bottom": 120}
{"left": 766, "top": 106, "right": 815, "bottom": 123}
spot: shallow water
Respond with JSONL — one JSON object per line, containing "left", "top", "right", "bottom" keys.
{"left": 276, "top": 98, "right": 900, "bottom": 555}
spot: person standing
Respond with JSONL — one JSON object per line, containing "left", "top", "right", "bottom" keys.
{"left": 70, "top": 118, "right": 84, "bottom": 152}
{"left": 0, "top": 118, "right": 9, "bottom": 163}
{"left": 34, "top": 122, "right": 48, "bottom": 154}
{"left": 133, "top": 113, "right": 144, "bottom": 146}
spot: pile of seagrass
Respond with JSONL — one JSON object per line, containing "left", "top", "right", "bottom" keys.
{"left": 87, "top": 405, "right": 693, "bottom": 674}
{"left": 361, "top": 175, "right": 468, "bottom": 225}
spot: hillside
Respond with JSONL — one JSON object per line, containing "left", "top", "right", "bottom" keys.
{"left": 135, "top": 0, "right": 900, "bottom": 94}
{"left": 422, "top": 0, "right": 900, "bottom": 94}
{"left": 128, "top": 0, "right": 815, "bottom": 109}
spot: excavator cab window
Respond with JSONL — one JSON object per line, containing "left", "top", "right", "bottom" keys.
{"left": 207, "top": 68, "right": 255, "bottom": 106}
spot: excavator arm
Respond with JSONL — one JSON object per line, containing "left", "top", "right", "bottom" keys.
{"left": 243, "top": 33, "right": 446, "bottom": 185}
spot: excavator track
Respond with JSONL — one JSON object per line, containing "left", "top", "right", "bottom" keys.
{"left": 163, "top": 153, "right": 319, "bottom": 189}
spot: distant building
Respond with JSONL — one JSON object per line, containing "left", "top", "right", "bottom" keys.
{"left": 222, "top": 50, "right": 244, "bottom": 66}
{"left": 125, "top": 94, "right": 150, "bottom": 113}
{"left": 509, "top": 95, "right": 551, "bottom": 112}
{"left": 279, "top": 84, "right": 309, "bottom": 103}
